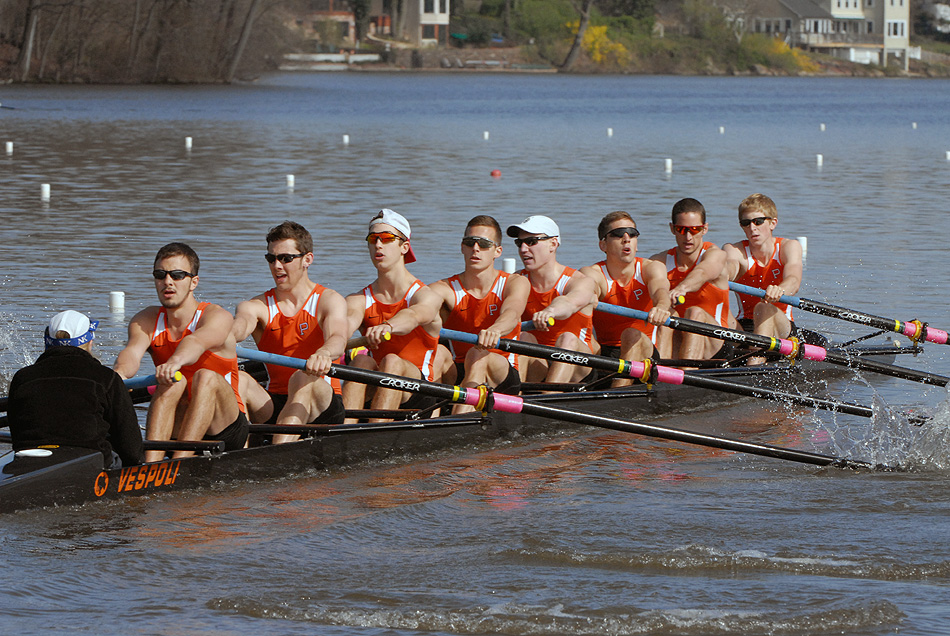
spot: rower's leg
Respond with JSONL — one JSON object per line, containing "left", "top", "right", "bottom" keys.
{"left": 173, "top": 368, "right": 240, "bottom": 459}
{"left": 271, "top": 370, "right": 335, "bottom": 444}
{"left": 144, "top": 380, "right": 187, "bottom": 463}
{"left": 614, "top": 328, "right": 653, "bottom": 387}
{"left": 342, "top": 354, "right": 378, "bottom": 423}
{"left": 679, "top": 307, "right": 723, "bottom": 363}
{"left": 370, "top": 354, "right": 422, "bottom": 421}
{"left": 748, "top": 303, "right": 792, "bottom": 365}
{"left": 238, "top": 369, "right": 275, "bottom": 424}
{"left": 517, "top": 331, "right": 549, "bottom": 382}
{"left": 453, "top": 349, "right": 512, "bottom": 414}
{"left": 545, "top": 332, "right": 593, "bottom": 384}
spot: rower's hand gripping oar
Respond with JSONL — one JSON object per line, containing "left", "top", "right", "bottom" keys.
{"left": 235, "top": 346, "right": 887, "bottom": 471}
{"left": 596, "top": 302, "right": 950, "bottom": 387}
{"left": 729, "top": 282, "right": 948, "bottom": 347}
{"left": 439, "top": 328, "right": 918, "bottom": 422}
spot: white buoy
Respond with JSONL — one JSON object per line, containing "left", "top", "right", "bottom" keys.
{"left": 483, "top": 131, "right": 490, "bottom": 141}
{"left": 109, "top": 291, "right": 126, "bottom": 312}
{"left": 912, "top": 122, "right": 917, "bottom": 129}
{"left": 816, "top": 154, "right": 823, "bottom": 167}
{"left": 946, "top": 150, "right": 950, "bottom": 161}
{"left": 5, "top": 141, "right": 12, "bottom": 155}
{"left": 797, "top": 236, "right": 808, "bottom": 262}
{"left": 664, "top": 158, "right": 673, "bottom": 173}
{"left": 719, "top": 126, "right": 725, "bottom": 134}
{"left": 286, "top": 174, "right": 295, "bottom": 189}
{"left": 607, "top": 127, "right": 613, "bottom": 138}
{"left": 40, "top": 184, "right": 50, "bottom": 201}
{"left": 342, "top": 134, "right": 350, "bottom": 145}
{"left": 185, "top": 136, "right": 193, "bottom": 150}
{"left": 820, "top": 123, "right": 826, "bottom": 131}
{"left": 502, "top": 258, "right": 516, "bottom": 274}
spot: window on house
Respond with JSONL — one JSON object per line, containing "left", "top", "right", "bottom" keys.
{"left": 867, "top": 20, "right": 873, "bottom": 32}
{"left": 440, "top": 0, "right": 447, "bottom": 13}
{"left": 424, "top": 0, "right": 435, "bottom": 13}
{"left": 866, "top": 0, "right": 872, "bottom": 5}
{"left": 786, "top": 19, "right": 792, "bottom": 31}
{"left": 422, "top": 24, "right": 436, "bottom": 39}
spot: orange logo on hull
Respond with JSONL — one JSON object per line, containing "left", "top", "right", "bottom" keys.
{"left": 108, "top": 461, "right": 183, "bottom": 494}
{"left": 94, "top": 472, "right": 109, "bottom": 497}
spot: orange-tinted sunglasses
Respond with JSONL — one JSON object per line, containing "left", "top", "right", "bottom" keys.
{"left": 366, "top": 231, "right": 402, "bottom": 244}
{"left": 672, "top": 225, "right": 705, "bottom": 235}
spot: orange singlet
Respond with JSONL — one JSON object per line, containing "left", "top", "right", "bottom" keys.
{"left": 592, "top": 259, "right": 657, "bottom": 347}
{"left": 665, "top": 242, "right": 730, "bottom": 328}
{"left": 360, "top": 280, "right": 439, "bottom": 381}
{"left": 520, "top": 266, "right": 593, "bottom": 348}
{"left": 256, "top": 284, "right": 342, "bottom": 396}
{"left": 733, "top": 238, "right": 793, "bottom": 321}
{"left": 442, "top": 272, "right": 520, "bottom": 366}
{"left": 148, "top": 302, "right": 246, "bottom": 413}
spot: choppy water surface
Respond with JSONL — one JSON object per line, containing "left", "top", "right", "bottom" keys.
{"left": 1, "top": 74, "right": 949, "bottom": 635}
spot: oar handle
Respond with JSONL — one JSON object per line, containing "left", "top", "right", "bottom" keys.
{"left": 728, "top": 282, "right": 801, "bottom": 307}
{"left": 594, "top": 302, "right": 950, "bottom": 386}
{"left": 123, "top": 371, "right": 183, "bottom": 390}
{"left": 729, "top": 282, "right": 950, "bottom": 346}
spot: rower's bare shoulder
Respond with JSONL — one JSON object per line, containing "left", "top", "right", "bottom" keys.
{"left": 128, "top": 306, "right": 160, "bottom": 330}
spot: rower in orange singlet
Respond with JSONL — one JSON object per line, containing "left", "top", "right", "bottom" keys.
{"left": 506, "top": 215, "right": 597, "bottom": 384}
{"left": 650, "top": 198, "right": 736, "bottom": 362}
{"left": 232, "top": 221, "right": 349, "bottom": 443}
{"left": 431, "top": 215, "right": 529, "bottom": 412}
{"left": 343, "top": 209, "right": 443, "bottom": 421}
{"left": 580, "top": 211, "right": 671, "bottom": 387}
{"left": 723, "top": 193, "right": 803, "bottom": 365}
{"left": 114, "top": 242, "right": 248, "bottom": 462}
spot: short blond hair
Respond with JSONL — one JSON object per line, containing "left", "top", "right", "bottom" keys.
{"left": 738, "top": 193, "right": 777, "bottom": 219}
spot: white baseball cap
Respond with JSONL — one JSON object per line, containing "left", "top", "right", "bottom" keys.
{"left": 506, "top": 215, "right": 560, "bottom": 239}
{"left": 369, "top": 208, "right": 416, "bottom": 263}
{"left": 44, "top": 310, "right": 98, "bottom": 349}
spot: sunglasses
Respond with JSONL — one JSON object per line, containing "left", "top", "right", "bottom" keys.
{"left": 461, "top": 236, "right": 498, "bottom": 249}
{"left": 366, "top": 231, "right": 402, "bottom": 244}
{"left": 672, "top": 225, "right": 705, "bottom": 236}
{"left": 152, "top": 269, "right": 194, "bottom": 281}
{"left": 603, "top": 227, "right": 640, "bottom": 240}
{"left": 265, "top": 252, "right": 306, "bottom": 264}
{"left": 739, "top": 216, "right": 771, "bottom": 228}
{"left": 514, "top": 235, "right": 555, "bottom": 248}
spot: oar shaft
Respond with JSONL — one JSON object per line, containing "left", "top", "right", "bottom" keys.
{"left": 440, "top": 329, "right": 876, "bottom": 418}
{"left": 729, "top": 282, "right": 950, "bottom": 346}
{"left": 236, "top": 347, "right": 871, "bottom": 469}
{"left": 595, "top": 302, "right": 950, "bottom": 387}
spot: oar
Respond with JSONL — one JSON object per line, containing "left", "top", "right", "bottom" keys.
{"left": 0, "top": 371, "right": 181, "bottom": 415}
{"left": 596, "top": 302, "right": 950, "bottom": 387}
{"left": 440, "top": 329, "right": 903, "bottom": 421}
{"left": 729, "top": 282, "right": 950, "bottom": 346}
{"left": 236, "top": 346, "right": 883, "bottom": 470}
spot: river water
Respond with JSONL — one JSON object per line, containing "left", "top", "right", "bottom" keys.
{"left": 1, "top": 73, "right": 949, "bottom": 635}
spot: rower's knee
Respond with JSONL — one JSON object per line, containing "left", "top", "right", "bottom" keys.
{"left": 554, "top": 332, "right": 581, "bottom": 350}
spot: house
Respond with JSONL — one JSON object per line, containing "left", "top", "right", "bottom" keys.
{"left": 373, "top": 0, "right": 451, "bottom": 46}
{"left": 747, "top": 0, "right": 915, "bottom": 68}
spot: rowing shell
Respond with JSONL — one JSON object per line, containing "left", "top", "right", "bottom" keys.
{"left": 0, "top": 340, "right": 910, "bottom": 514}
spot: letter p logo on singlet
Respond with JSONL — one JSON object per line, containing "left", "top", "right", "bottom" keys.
{"left": 488, "top": 304, "right": 498, "bottom": 316}
{"left": 633, "top": 289, "right": 644, "bottom": 301}
{"left": 299, "top": 323, "right": 310, "bottom": 336}
{"left": 771, "top": 268, "right": 781, "bottom": 280}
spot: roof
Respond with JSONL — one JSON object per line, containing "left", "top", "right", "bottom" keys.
{"left": 777, "top": 0, "right": 835, "bottom": 19}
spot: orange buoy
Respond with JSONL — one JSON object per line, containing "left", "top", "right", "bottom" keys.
{"left": 490, "top": 169, "right": 501, "bottom": 178}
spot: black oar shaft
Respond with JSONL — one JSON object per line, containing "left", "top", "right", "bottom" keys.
{"left": 237, "top": 347, "right": 874, "bottom": 470}
{"left": 443, "top": 329, "right": 877, "bottom": 418}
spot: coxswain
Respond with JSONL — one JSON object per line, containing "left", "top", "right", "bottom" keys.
{"left": 651, "top": 198, "right": 736, "bottom": 361}
{"left": 430, "top": 215, "right": 529, "bottom": 412}
{"left": 723, "top": 193, "right": 803, "bottom": 365}
{"left": 343, "top": 209, "right": 443, "bottom": 420}
{"left": 507, "top": 215, "right": 597, "bottom": 383}
{"left": 580, "top": 211, "right": 671, "bottom": 386}
{"left": 114, "top": 243, "right": 248, "bottom": 461}
{"left": 7, "top": 310, "right": 143, "bottom": 469}
{"left": 232, "top": 221, "right": 349, "bottom": 442}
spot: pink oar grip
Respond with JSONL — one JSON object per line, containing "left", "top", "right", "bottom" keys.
{"left": 778, "top": 340, "right": 796, "bottom": 356}
{"left": 900, "top": 323, "right": 919, "bottom": 338}
{"left": 655, "top": 366, "right": 685, "bottom": 385}
{"left": 461, "top": 387, "right": 525, "bottom": 413}
{"left": 926, "top": 328, "right": 949, "bottom": 345}
{"left": 802, "top": 344, "right": 827, "bottom": 361}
